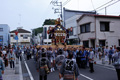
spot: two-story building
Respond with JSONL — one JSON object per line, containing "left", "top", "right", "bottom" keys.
{"left": 10, "top": 28, "right": 31, "bottom": 46}
{"left": 0, "top": 24, "right": 10, "bottom": 47}
{"left": 77, "top": 14, "right": 120, "bottom": 48}
{"left": 63, "top": 8, "right": 96, "bottom": 45}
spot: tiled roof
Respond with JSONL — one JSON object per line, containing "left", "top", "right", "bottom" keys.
{"left": 10, "top": 28, "right": 31, "bottom": 33}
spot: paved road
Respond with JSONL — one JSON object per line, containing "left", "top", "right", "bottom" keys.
{"left": 21, "top": 57, "right": 118, "bottom": 80}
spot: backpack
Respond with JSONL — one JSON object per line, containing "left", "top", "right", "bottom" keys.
{"left": 40, "top": 58, "right": 47, "bottom": 67}
{"left": 40, "top": 58, "right": 49, "bottom": 74}
{"left": 57, "top": 55, "right": 65, "bottom": 65}
{"left": 65, "top": 59, "right": 75, "bottom": 72}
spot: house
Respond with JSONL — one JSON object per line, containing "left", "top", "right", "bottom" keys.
{"left": 77, "top": 14, "right": 120, "bottom": 48}
{"left": 63, "top": 8, "right": 96, "bottom": 44}
{"left": 10, "top": 28, "right": 31, "bottom": 46}
{"left": 0, "top": 24, "right": 10, "bottom": 47}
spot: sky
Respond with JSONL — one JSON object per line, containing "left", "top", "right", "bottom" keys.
{"left": 0, "top": 0, "right": 120, "bottom": 31}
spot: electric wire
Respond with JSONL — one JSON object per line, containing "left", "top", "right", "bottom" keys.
{"left": 96, "top": 0, "right": 114, "bottom": 10}
{"left": 97, "top": 0, "right": 120, "bottom": 11}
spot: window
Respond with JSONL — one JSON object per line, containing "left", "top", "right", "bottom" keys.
{"left": 23, "top": 35, "right": 28, "bottom": 39}
{"left": 0, "top": 36, "right": 3, "bottom": 42}
{"left": 83, "top": 41, "right": 89, "bottom": 48}
{"left": 21, "top": 35, "right": 23, "bottom": 37}
{"left": 99, "top": 40, "right": 105, "bottom": 47}
{"left": 100, "top": 22, "right": 109, "bottom": 31}
{"left": 69, "top": 28, "right": 73, "bottom": 36}
{"left": 11, "top": 35, "right": 13, "bottom": 37}
{"left": 80, "top": 23, "right": 90, "bottom": 33}
{"left": 0, "top": 28, "right": 3, "bottom": 31}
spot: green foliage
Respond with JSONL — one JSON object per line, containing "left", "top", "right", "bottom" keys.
{"left": 32, "top": 27, "right": 43, "bottom": 36}
{"left": 43, "top": 19, "right": 56, "bottom": 25}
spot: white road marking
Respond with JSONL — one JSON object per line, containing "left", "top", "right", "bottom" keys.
{"left": 24, "top": 60, "right": 34, "bottom": 80}
{"left": 19, "top": 59, "right": 23, "bottom": 80}
{"left": 80, "top": 74, "right": 94, "bottom": 80}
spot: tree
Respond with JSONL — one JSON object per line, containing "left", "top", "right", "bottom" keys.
{"left": 32, "top": 27, "right": 43, "bottom": 36}
{"left": 43, "top": 19, "right": 56, "bottom": 25}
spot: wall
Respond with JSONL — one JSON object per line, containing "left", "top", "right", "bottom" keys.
{"left": 96, "top": 17, "right": 120, "bottom": 47}
{"left": 65, "top": 15, "right": 81, "bottom": 39}
{"left": 77, "top": 15, "right": 120, "bottom": 47}
{"left": 0, "top": 24, "right": 10, "bottom": 46}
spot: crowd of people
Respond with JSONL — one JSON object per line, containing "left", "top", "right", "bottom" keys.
{"left": 0, "top": 44, "right": 120, "bottom": 80}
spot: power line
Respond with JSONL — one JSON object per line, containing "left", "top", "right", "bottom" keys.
{"left": 96, "top": 0, "right": 114, "bottom": 10}
{"left": 62, "top": 0, "right": 72, "bottom": 6}
{"left": 91, "top": 0, "right": 95, "bottom": 11}
{"left": 97, "top": 0, "right": 120, "bottom": 11}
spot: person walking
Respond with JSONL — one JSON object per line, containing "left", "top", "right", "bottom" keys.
{"left": 113, "top": 47, "right": 120, "bottom": 80}
{"left": 37, "top": 49, "right": 51, "bottom": 80}
{"left": 8, "top": 49, "right": 15, "bottom": 69}
{"left": 59, "top": 52, "right": 79, "bottom": 80}
{"left": 76, "top": 48, "right": 82, "bottom": 68}
{"left": 104, "top": 46, "right": 109, "bottom": 62}
{"left": 108, "top": 47, "right": 114, "bottom": 64}
{"left": 16, "top": 47, "right": 22, "bottom": 61}
{"left": 55, "top": 49, "right": 65, "bottom": 71}
{"left": 80, "top": 47, "right": 87, "bottom": 69}
{"left": 88, "top": 47, "right": 94, "bottom": 73}
{"left": 0, "top": 51, "right": 4, "bottom": 80}
{"left": 26, "top": 47, "right": 31, "bottom": 60}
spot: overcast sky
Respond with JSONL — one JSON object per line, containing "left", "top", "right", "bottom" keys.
{"left": 0, "top": 0, "right": 120, "bottom": 31}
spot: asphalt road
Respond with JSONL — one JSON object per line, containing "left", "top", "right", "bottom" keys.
{"left": 21, "top": 57, "right": 118, "bottom": 80}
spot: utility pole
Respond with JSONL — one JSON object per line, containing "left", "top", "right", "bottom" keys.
{"left": 105, "top": 7, "right": 107, "bottom": 15}
{"left": 51, "top": 1, "right": 62, "bottom": 19}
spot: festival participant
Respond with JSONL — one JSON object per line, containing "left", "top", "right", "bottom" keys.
{"left": 16, "top": 47, "right": 22, "bottom": 61}
{"left": 0, "top": 51, "right": 4, "bottom": 80}
{"left": 104, "top": 46, "right": 109, "bottom": 62}
{"left": 88, "top": 47, "right": 94, "bottom": 73}
{"left": 59, "top": 51, "right": 79, "bottom": 80}
{"left": 76, "top": 47, "right": 82, "bottom": 68}
{"left": 113, "top": 47, "right": 120, "bottom": 80}
{"left": 8, "top": 49, "right": 15, "bottom": 69}
{"left": 80, "top": 46, "right": 87, "bottom": 69}
{"left": 37, "top": 49, "right": 51, "bottom": 80}
{"left": 26, "top": 47, "right": 31, "bottom": 60}
{"left": 95, "top": 45, "right": 99, "bottom": 59}
{"left": 63, "top": 48, "right": 68, "bottom": 58}
{"left": 55, "top": 49, "right": 65, "bottom": 71}
{"left": 108, "top": 46, "right": 114, "bottom": 64}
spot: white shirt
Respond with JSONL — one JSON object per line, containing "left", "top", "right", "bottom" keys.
{"left": 2, "top": 50, "right": 6, "bottom": 55}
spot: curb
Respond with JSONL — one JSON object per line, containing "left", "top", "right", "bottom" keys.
{"left": 19, "top": 59, "right": 23, "bottom": 80}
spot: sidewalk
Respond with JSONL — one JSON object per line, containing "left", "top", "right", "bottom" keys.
{"left": 2, "top": 59, "right": 23, "bottom": 80}
{"left": 94, "top": 57, "right": 114, "bottom": 68}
